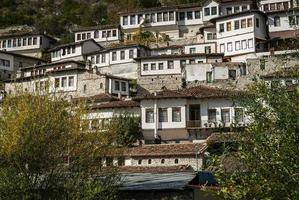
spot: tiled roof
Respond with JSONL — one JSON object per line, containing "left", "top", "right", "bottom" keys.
{"left": 20, "top": 60, "right": 85, "bottom": 70}
{"left": 72, "top": 24, "right": 120, "bottom": 32}
{"left": 207, "top": 132, "right": 241, "bottom": 144}
{"left": 73, "top": 93, "right": 118, "bottom": 103}
{"left": 135, "top": 85, "right": 240, "bottom": 100}
{"left": 0, "top": 30, "right": 57, "bottom": 41}
{"left": 119, "top": 3, "right": 201, "bottom": 15}
{"left": 91, "top": 100, "right": 140, "bottom": 109}
{"left": 120, "top": 165, "right": 193, "bottom": 173}
{"left": 0, "top": 50, "right": 46, "bottom": 62}
{"left": 210, "top": 10, "right": 267, "bottom": 23}
{"left": 135, "top": 53, "right": 223, "bottom": 60}
{"left": 48, "top": 39, "right": 102, "bottom": 52}
{"left": 124, "top": 143, "right": 206, "bottom": 157}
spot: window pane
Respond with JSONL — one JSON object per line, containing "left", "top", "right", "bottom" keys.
{"left": 221, "top": 109, "right": 230, "bottom": 123}
{"left": 208, "top": 109, "right": 217, "bottom": 122}
{"left": 146, "top": 109, "right": 154, "bottom": 123}
{"left": 159, "top": 108, "right": 168, "bottom": 122}
{"left": 172, "top": 107, "right": 181, "bottom": 122}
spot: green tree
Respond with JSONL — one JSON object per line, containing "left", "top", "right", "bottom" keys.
{"left": 208, "top": 71, "right": 299, "bottom": 200}
{"left": 107, "top": 113, "right": 142, "bottom": 147}
{"left": 0, "top": 92, "right": 121, "bottom": 199}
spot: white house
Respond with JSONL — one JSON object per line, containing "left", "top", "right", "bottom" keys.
{"left": 86, "top": 44, "right": 150, "bottom": 79}
{"left": 0, "top": 51, "right": 45, "bottom": 81}
{"left": 212, "top": 10, "right": 268, "bottom": 61}
{"left": 184, "top": 42, "right": 217, "bottom": 54}
{"left": 0, "top": 32, "right": 57, "bottom": 58}
{"left": 219, "top": 0, "right": 253, "bottom": 16}
{"left": 136, "top": 53, "right": 223, "bottom": 77}
{"left": 5, "top": 60, "right": 131, "bottom": 99}
{"left": 49, "top": 39, "right": 103, "bottom": 63}
{"left": 120, "top": 3, "right": 204, "bottom": 40}
{"left": 258, "top": 0, "right": 294, "bottom": 12}
{"left": 136, "top": 85, "right": 248, "bottom": 143}
{"left": 73, "top": 24, "right": 121, "bottom": 45}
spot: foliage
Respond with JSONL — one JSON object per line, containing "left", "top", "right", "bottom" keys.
{"left": 0, "top": 92, "right": 121, "bottom": 199}
{"left": 107, "top": 113, "right": 142, "bottom": 147}
{"left": 208, "top": 75, "right": 299, "bottom": 200}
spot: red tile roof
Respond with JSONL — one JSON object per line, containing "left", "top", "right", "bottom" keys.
{"left": 125, "top": 143, "right": 206, "bottom": 157}
{"left": 120, "top": 165, "right": 193, "bottom": 173}
{"left": 73, "top": 93, "right": 118, "bottom": 103}
{"left": 91, "top": 100, "right": 140, "bottom": 109}
{"left": 135, "top": 85, "right": 240, "bottom": 100}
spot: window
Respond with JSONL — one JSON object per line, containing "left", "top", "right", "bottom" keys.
{"left": 274, "top": 16, "right": 281, "bottom": 27}
{"left": 283, "top": 2, "right": 289, "bottom": 9}
{"left": 102, "top": 31, "right": 107, "bottom": 38}
{"left": 83, "top": 85, "right": 87, "bottom": 93}
{"left": 179, "top": 12, "right": 185, "bottom": 20}
{"left": 241, "top": 19, "right": 246, "bottom": 28}
{"left": 226, "top": 7, "right": 232, "bottom": 15}
{"left": 148, "top": 159, "right": 152, "bottom": 164}
{"left": 162, "top": 12, "right": 168, "bottom": 21}
{"left": 270, "top": 3, "right": 275, "bottom": 10}
{"left": 205, "top": 46, "right": 211, "bottom": 54}
{"left": 107, "top": 31, "right": 111, "bottom": 37}
{"left": 189, "top": 47, "right": 196, "bottom": 54}
{"left": 114, "top": 80, "right": 120, "bottom": 91}
{"left": 2, "top": 40, "right": 6, "bottom": 48}
{"left": 169, "top": 11, "right": 174, "bottom": 21}
{"left": 247, "top": 18, "right": 253, "bottom": 27}
{"left": 121, "top": 82, "right": 126, "bottom": 92}
{"left": 227, "top": 42, "right": 233, "bottom": 52}
{"left": 208, "top": 109, "right": 217, "bottom": 122}
{"left": 112, "top": 52, "right": 117, "bottom": 61}
{"left": 17, "top": 38, "right": 21, "bottom": 46}
{"left": 234, "top": 6, "right": 240, "bottom": 13}
{"left": 187, "top": 11, "right": 193, "bottom": 20}
{"left": 82, "top": 33, "right": 86, "bottom": 40}
{"left": 219, "top": 23, "right": 224, "bottom": 33}
{"left": 61, "top": 77, "right": 67, "bottom": 88}
{"left": 229, "top": 69, "right": 237, "bottom": 80}
{"left": 248, "top": 39, "right": 253, "bottom": 48}
{"left": 256, "top": 18, "right": 260, "bottom": 28}
{"left": 120, "top": 51, "right": 125, "bottom": 60}
{"left": 77, "top": 34, "right": 81, "bottom": 41}
{"left": 123, "top": 16, "right": 128, "bottom": 25}
{"left": 112, "top": 30, "right": 117, "bottom": 37}
{"left": 174, "top": 159, "right": 179, "bottom": 164}
{"left": 157, "top": 12, "right": 162, "bottom": 22}
{"left": 101, "top": 54, "right": 106, "bottom": 63}
{"left": 206, "top": 71, "right": 212, "bottom": 83}
{"left": 12, "top": 39, "right": 16, "bottom": 47}
{"left": 55, "top": 78, "right": 60, "bottom": 88}
{"left": 220, "top": 43, "right": 225, "bottom": 53}
{"left": 151, "top": 63, "right": 156, "bottom": 70}
{"left": 96, "top": 55, "right": 100, "bottom": 63}
{"left": 242, "top": 5, "right": 248, "bottom": 11}
{"left": 146, "top": 109, "right": 154, "bottom": 123}
{"left": 151, "top": 13, "right": 156, "bottom": 23}
{"left": 68, "top": 76, "right": 74, "bottom": 87}
{"left": 94, "top": 30, "right": 99, "bottom": 38}
{"left": 145, "top": 14, "right": 150, "bottom": 22}
{"left": 234, "top": 20, "right": 240, "bottom": 30}
{"left": 129, "top": 49, "right": 134, "bottom": 58}
{"left": 161, "top": 159, "right": 165, "bottom": 164}
{"left": 158, "top": 63, "right": 164, "bottom": 70}
{"left": 72, "top": 46, "right": 75, "bottom": 53}
{"left": 221, "top": 109, "right": 230, "bottom": 123}
{"left": 263, "top": 4, "right": 269, "bottom": 11}
{"left": 240, "top": 63, "right": 247, "bottom": 76}
{"left": 130, "top": 15, "right": 136, "bottom": 25}
{"left": 211, "top": 7, "right": 217, "bottom": 15}
{"left": 241, "top": 40, "right": 247, "bottom": 49}
{"left": 168, "top": 60, "right": 174, "bottom": 69}
{"left": 226, "top": 22, "right": 232, "bottom": 31}
{"left": 159, "top": 108, "right": 168, "bottom": 122}
{"left": 207, "top": 33, "right": 213, "bottom": 40}
{"left": 204, "top": 8, "right": 210, "bottom": 16}
{"left": 33, "top": 37, "right": 37, "bottom": 45}
{"left": 138, "top": 160, "right": 142, "bottom": 165}
{"left": 195, "top": 11, "right": 201, "bottom": 19}
{"left": 172, "top": 107, "right": 181, "bottom": 122}
{"left": 277, "top": 3, "right": 281, "bottom": 10}
{"left": 143, "top": 64, "right": 149, "bottom": 71}
{"left": 190, "top": 59, "right": 195, "bottom": 64}
{"left": 235, "top": 41, "right": 240, "bottom": 51}
{"left": 235, "top": 108, "right": 244, "bottom": 123}
{"left": 87, "top": 33, "right": 91, "bottom": 39}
